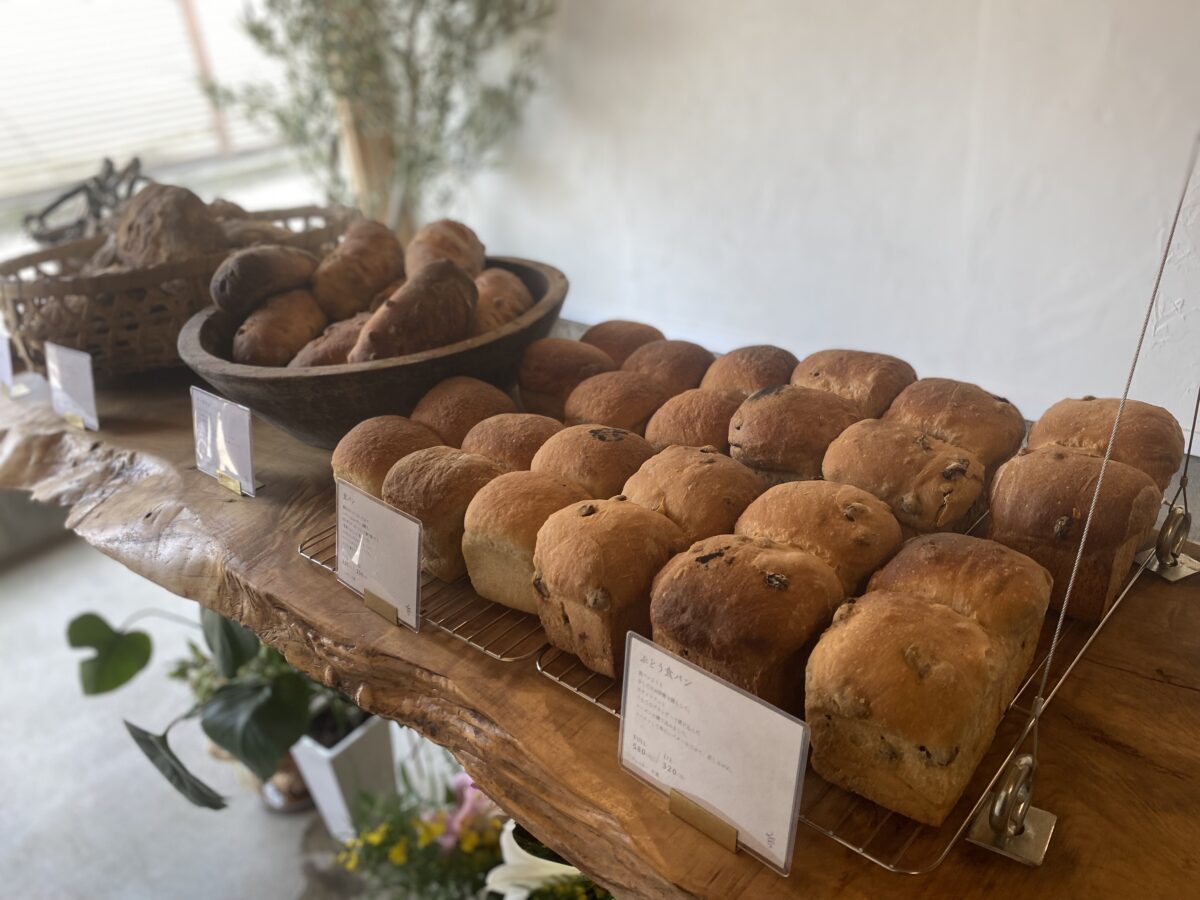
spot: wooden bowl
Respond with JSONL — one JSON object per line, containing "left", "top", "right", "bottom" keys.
{"left": 178, "top": 257, "right": 567, "bottom": 449}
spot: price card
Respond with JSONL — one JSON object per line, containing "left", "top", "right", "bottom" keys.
{"left": 45, "top": 342, "right": 98, "bottom": 430}
{"left": 618, "top": 633, "right": 809, "bottom": 875}
{"left": 190, "top": 386, "right": 256, "bottom": 497}
{"left": 335, "top": 479, "right": 422, "bottom": 631}
{"left": 0, "top": 327, "right": 17, "bottom": 395}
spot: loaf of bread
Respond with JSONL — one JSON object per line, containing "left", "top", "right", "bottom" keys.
{"left": 700, "top": 345, "right": 799, "bottom": 398}
{"left": 231, "top": 289, "right": 328, "bottom": 367}
{"left": 643, "top": 389, "right": 743, "bottom": 453}
{"left": 211, "top": 245, "right": 318, "bottom": 319}
{"left": 531, "top": 424, "right": 656, "bottom": 499}
{"left": 728, "top": 385, "right": 861, "bottom": 484}
{"left": 472, "top": 268, "right": 534, "bottom": 335}
{"left": 651, "top": 534, "right": 843, "bottom": 715}
{"left": 411, "top": 376, "right": 518, "bottom": 448}
{"left": 1027, "top": 396, "right": 1184, "bottom": 493}
{"left": 313, "top": 220, "right": 406, "bottom": 321}
{"left": 347, "top": 260, "right": 476, "bottom": 363}
{"left": 822, "top": 418, "right": 985, "bottom": 534}
{"left": 517, "top": 338, "right": 617, "bottom": 419}
{"left": 623, "top": 445, "right": 764, "bottom": 544}
{"left": 735, "top": 481, "right": 903, "bottom": 594}
{"left": 331, "top": 415, "right": 442, "bottom": 498}
{"left": 790, "top": 349, "right": 917, "bottom": 418}
{"left": 460, "top": 413, "right": 564, "bottom": 470}
{"left": 563, "top": 371, "right": 676, "bottom": 434}
{"left": 533, "top": 497, "right": 688, "bottom": 677}
{"left": 220, "top": 218, "right": 294, "bottom": 247}
{"left": 463, "top": 471, "right": 592, "bottom": 613}
{"left": 987, "top": 447, "right": 1160, "bottom": 622}
{"left": 405, "top": 219, "right": 485, "bottom": 277}
{"left": 621, "top": 340, "right": 714, "bottom": 395}
{"left": 381, "top": 446, "right": 506, "bottom": 582}
{"left": 288, "top": 311, "right": 370, "bottom": 367}
{"left": 115, "top": 183, "right": 223, "bottom": 268}
{"left": 581, "top": 320, "right": 666, "bottom": 366}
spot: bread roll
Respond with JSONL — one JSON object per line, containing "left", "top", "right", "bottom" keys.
{"left": 621, "top": 340, "right": 714, "bottom": 395}
{"left": 208, "top": 198, "right": 248, "bottom": 220}
{"left": 581, "top": 320, "right": 666, "bottom": 366}
{"left": 472, "top": 267, "right": 535, "bottom": 335}
{"left": 791, "top": 349, "right": 917, "bottom": 418}
{"left": 313, "top": 220, "right": 405, "bottom": 321}
{"left": 533, "top": 498, "right": 688, "bottom": 677}
{"left": 1027, "top": 396, "right": 1184, "bottom": 493}
{"left": 728, "top": 385, "right": 861, "bottom": 484}
{"left": 623, "top": 445, "right": 764, "bottom": 544}
{"left": 347, "top": 260, "right": 476, "bottom": 363}
{"left": 700, "top": 345, "right": 799, "bottom": 398}
{"left": 563, "top": 371, "right": 676, "bottom": 434}
{"left": 822, "top": 418, "right": 985, "bottom": 534}
{"left": 518, "top": 338, "right": 617, "bottom": 419}
{"left": 735, "top": 481, "right": 903, "bottom": 594}
{"left": 463, "top": 471, "right": 592, "bottom": 613}
{"left": 288, "top": 311, "right": 370, "bottom": 367}
{"left": 411, "top": 376, "right": 518, "bottom": 448}
{"left": 211, "top": 245, "right": 318, "bottom": 319}
{"left": 643, "top": 389, "right": 743, "bottom": 453}
{"left": 232, "top": 289, "right": 328, "bottom": 367}
{"left": 405, "top": 219, "right": 485, "bottom": 277}
{"left": 460, "top": 413, "right": 564, "bottom": 470}
{"left": 115, "top": 183, "right": 223, "bottom": 267}
{"left": 331, "top": 416, "right": 442, "bottom": 498}
{"left": 381, "top": 446, "right": 506, "bottom": 582}
{"left": 220, "top": 218, "right": 294, "bottom": 247}
{"left": 651, "top": 534, "right": 843, "bottom": 714}
{"left": 531, "top": 424, "right": 656, "bottom": 499}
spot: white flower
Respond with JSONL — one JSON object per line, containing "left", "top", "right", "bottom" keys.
{"left": 483, "top": 819, "right": 584, "bottom": 900}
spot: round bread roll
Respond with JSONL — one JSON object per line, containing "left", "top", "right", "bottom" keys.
{"left": 460, "top": 413, "right": 564, "bottom": 470}
{"left": 381, "top": 446, "right": 506, "bottom": 582}
{"left": 210, "top": 244, "right": 318, "bottom": 319}
{"left": 735, "top": 480, "right": 903, "bottom": 595}
{"left": 643, "top": 389, "right": 743, "bottom": 453}
{"left": 791, "top": 349, "right": 917, "bottom": 418}
{"left": 581, "top": 320, "right": 666, "bottom": 366}
{"left": 531, "top": 424, "right": 656, "bottom": 499}
{"left": 331, "top": 415, "right": 442, "bottom": 498}
{"left": 288, "top": 311, "right": 370, "bottom": 367}
{"left": 623, "top": 445, "right": 764, "bottom": 544}
{"left": 231, "top": 289, "right": 328, "bottom": 367}
{"left": 517, "top": 338, "right": 617, "bottom": 419}
{"left": 728, "top": 384, "right": 861, "bottom": 483}
{"left": 700, "top": 345, "right": 800, "bottom": 398}
{"left": 621, "top": 340, "right": 714, "bottom": 395}
{"left": 348, "top": 260, "right": 476, "bottom": 363}
{"left": 472, "top": 267, "right": 535, "bottom": 335}
{"left": 411, "top": 376, "right": 518, "bottom": 448}
{"left": 313, "top": 220, "right": 406, "bottom": 321}
{"left": 463, "top": 470, "right": 592, "bottom": 613}
{"left": 563, "top": 371, "right": 676, "bottom": 434}
{"left": 405, "top": 219, "right": 486, "bottom": 277}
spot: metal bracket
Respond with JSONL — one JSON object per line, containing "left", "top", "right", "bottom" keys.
{"left": 669, "top": 789, "right": 738, "bottom": 853}
{"left": 1135, "top": 505, "right": 1199, "bottom": 582}
{"left": 967, "top": 754, "right": 1056, "bottom": 866}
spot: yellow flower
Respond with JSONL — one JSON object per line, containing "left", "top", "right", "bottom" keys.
{"left": 459, "top": 827, "right": 479, "bottom": 853}
{"left": 364, "top": 823, "right": 389, "bottom": 846}
{"left": 414, "top": 815, "right": 447, "bottom": 848}
{"left": 343, "top": 849, "right": 360, "bottom": 872}
{"left": 387, "top": 839, "right": 409, "bottom": 866}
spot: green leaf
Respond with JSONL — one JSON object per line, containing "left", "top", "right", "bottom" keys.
{"left": 125, "top": 721, "right": 226, "bottom": 810}
{"left": 200, "top": 673, "right": 311, "bottom": 781}
{"left": 67, "top": 613, "right": 152, "bottom": 694}
{"left": 200, "top": 608, "right": 259, "bottom": 678}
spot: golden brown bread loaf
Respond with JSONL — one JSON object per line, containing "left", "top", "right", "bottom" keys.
{"left": 347, "top": 260, "right": 476, "bottom": 363}
{"left": 530, "top": 424, "right": 656, "bottom": 499}
{"left": 231, "top": 289, "right": 328, "bottom": 367}
{"left": 822, "top": 418, "right": 985, "bottom": 534}
{"left": 643, "top": 389, "right": 744, "bottom": 453}
{"left": 460, "top": 413, "right": 564, "bottom": 471}
{"left": 331, "top": 416, "right": 442, "bottom": 498}
{"left": 1027, "top": 396, "right": 1184, "bottom": 493}
{"left": 381, "top": 446, "right": 506, "bottom": 582}
{"left": 622, "top": 445, "right": 764, "bottom": 544}
{"left": 735, "top": 481, "right": 903, "bottom": 594}
{"left": 312, "top": 220, "right": 406, "bottom": 321}
{"left": 533, "top": 497, "right": 688, "bottom": 677}
{"left": 987, "top": 447, "right": 1160, "bottom": 622}
{"left": 728, "top": 385, "right": 861, "bottom": 484}
{"left": 472, "top": 268, "right": 534, "bottom": 335}
{"left": 405, "top": 219, "right": 485, "bottom": 277}
{"left": 700, "top": 345, "right": 799, "bottom": 398}
{"left": 791, "top": 349, "right": 917, "bottom": 418}
{"left": 651, "top": 534, "right": 843, "bottom": 715}
{"left": 211, "top": 244, "right": 318, "bottom": 319}
{"left": 581, "top": 320, "right": 666, "bottom": 366}
{"left": 563, "top": 371, "right": 677, "bottom": 434}
{"left": 115, "top": 183, "right": 223, "bottom": 267}
{"left": 411, "top": 376, "right": 518, "bottom": 448}
{"left": 621, "top": 340, "right": 715, "bottom": 395}
{"left": 462, "top": 471, "right": 592, "bottom": 613}
{"left": 517, "top": 338, "right": 617, "bottom": 419}
{"left": 288, "top": 311, "right": 370, "bottom": 367}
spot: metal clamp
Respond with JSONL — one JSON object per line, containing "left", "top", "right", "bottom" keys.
{"left": 967, "top": 754, "right": 1056, "bottom": 866}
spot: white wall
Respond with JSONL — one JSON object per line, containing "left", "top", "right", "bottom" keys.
{"left": 460, "top": 0, "right": 1200, "bottom": 439}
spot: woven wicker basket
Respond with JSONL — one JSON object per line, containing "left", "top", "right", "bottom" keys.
{"left": 0, "top": 205, "right": 353, "bottom": 378}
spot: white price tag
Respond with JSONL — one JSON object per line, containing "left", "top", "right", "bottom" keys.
{"left": 618, "top": 633, "right": 809, "bottom": 875}
{"left": 335, "top": 479, "right": 422, "bottom": 631}
{"left": 190, "top": 386, "right": 257, "bottom": 497}
{"left": 0, "top": 328, "right": 14, "bottom": 393}
{"left": 45, "top": 342, "right": 98, "bottom": 430}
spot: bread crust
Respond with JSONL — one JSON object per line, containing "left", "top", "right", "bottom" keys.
{"left": 791, "top": 349, "right": 917, "bottom": 418}
{"left": 288, "top": 311, "right": 370, "bottom": 367}
{"left": 518, "top": 338, "right": 617, "bottom": 419}
{"left": 530, "top": 424, "right": 656, "bottom": 499}
{"left": 405, "top": 219, "right": 486, "bottom": 277}
{"left": 621, "top": 340, "right": 714, "bottom": 396}
{"left": 232, "top": 289, "right": 328, "bottom": 367}
{"left": 472, "top": 268, "right": 534, "bottom": 335}
{"left": 313, "top": 220, "right": 405, "bottom": 321}
{"left": 331, "top": 415, "right": 442, "bottom": 498}
{"left": 115, "top": 183, "right": 223, "bottom": 267}
{"left": 348, "top": 260, "right": 476, "bottom": 363}
{"left": 411, "top": 376, "right": 518, "bottom": 448}
{"left": 460, "top": 413, "right": 564, "bottom": 470}
{"left": 581, "top": 320, "right": 666, "bottom": 366}
{"left": 643, "top": 389, "right": 744, "bottom": 453}
{"left": 563, "top": 371, "right": 677, "bottom": 434}
{"left": 211, "top": 244, "right": 318, "bottom": 319}
{"left": 728, "top": 385, "right": 861, "bottom": 483}
{"left": 700, "top": 345, "right": 799, "bottom": 398}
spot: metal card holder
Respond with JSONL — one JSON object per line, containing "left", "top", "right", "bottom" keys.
{"left": 669, "top": 789, "right": 739, "bottom": 853}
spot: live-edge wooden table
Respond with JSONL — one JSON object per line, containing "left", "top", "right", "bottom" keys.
{"left": 2, "top": 371, "right": 1198, "bottom": 900}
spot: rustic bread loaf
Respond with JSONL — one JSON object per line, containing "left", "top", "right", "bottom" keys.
{"left": 231, "top": 289, "right": 328, "bottom": 367}
{"left": 643, "top": 389, "right": 744, "bottom": 453}
{"left": 381, "top": 446, "right": 506, "bottom": 582}
{"left": 700, "top": 345, "right": 799, "bottom": 398}
{"left": 211, "top": 244, "right": 319, "bottom": 319}
{"left": 207, "top": 198, "right": 249, "bottom": 220}
{"left": 518, "top": 338, "right": 617, "bottom": 419}
{"left": 581, "top": 320, "right": 666, "bottom": 366}
{"left": 728, "top": 385, "right": 861, "bottom": 484}
{"left": 472, "top": 267, "right": 534, "bottom": 335}
{"left": 621, "top": 340, "right": 715, "bottom": 396}
{"left": 463, "top": 471, "right": 592, "bottom": 613}
{"left": 533, "top": 497, "right": 688, "bottom": 677}
{"left": 288, "top": 311, "right": 370, "bottom": 367}
{"left": 531, "top": 424, "right": 656, "bottom": 499}
{"left": 405, "top": 219, "right": 485, "bottom": 277}
{"left": 219, "top": 218, "right": 294, "bottom": 247}
{"left": 651, "top": 534, "right": 843, "bottom": 714}
{"left": 313, "top": 220, "right": 406, "bottom": 321}
{"left": 460, "top": 413, "right": 564, "bottom": 471}
{"left": 411, "top": 376, "right": 518, "bottom": 448}
{"left": 623, "top": 445, "right": 764, "bottom": 544}
{"left": 791, "top": 349, "right": 917, "bottom": 418}
{"left": 1027, "top": 396, "right": 1184, "bottom": 493}
{"left": 735, "top": 481, "right": 903, "bottom": 594}
{"left": 115, "top": 183, "right": 223, "bottom": 267}
{"left": 331, "top": 415, "right": 442, "bottom": 498}
{"left": 563, "top": 371, "right": 677, "bottom": 434}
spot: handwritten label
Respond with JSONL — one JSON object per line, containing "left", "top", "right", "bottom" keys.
{"left": 335, "top": 479, "right": 422, "bottom": 631}
{"left": 44, "top": 342, "right": 98, "bottom": 430}
{"left": 190, "top": 386, "right": 256, "bottom": 497}
{"left": 618, "top": 633, "right": 808, "bottom": 875}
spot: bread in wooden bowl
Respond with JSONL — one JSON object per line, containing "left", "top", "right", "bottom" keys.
{"left": 411, "top": 376, "right": 518, "bottom": 448}
{"left": 211, "top": 245, "right": 319, "bottom": 320}
{"left": 621, "top": 339, "right": 714, "bottom": 396}
{"left": 313, "top": 219, "right": 406, "bottom": 321}
{"left": 473, "top": 267, "right": 534, "bottom": 335}
{"left": 405, "top": 219, "right": 486, "bottom": 277}
{"left": 348, "top": 260, "right": 476, "bottom": 363}
{"left": 563, "top": 370, "right": 676, "bottom": 435}
{"left": 288, "top": 311, "right": 370, "bottom": 367}
{"left": 790, "top": 348, "right": 917, "bottom": 418}
{"left": 232, "top": 289, "right": 328, "bottom": 367}
{"left": 460, "top": 413, "right": 564, "bottom": 471}
{"left": 581, "top": 320, "right": 665, "bottom": 366}
{"left": 643, "top": 389, "right": 743, "bottom": 453}
{"left": 518, "top": 338, "right": 617, "bottom": 419}
{"left": 700, "top": 345, "right": 799, "bottom": 398}
{"left": 531, "top": 424, "right": 656, "bottom": 499}
{"left": 331, "top": 415, "right": 442, "bottom": 498}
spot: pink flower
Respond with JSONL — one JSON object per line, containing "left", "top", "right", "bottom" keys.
{"left": 438, "top": 772, "right": 495, "bottom": 852}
